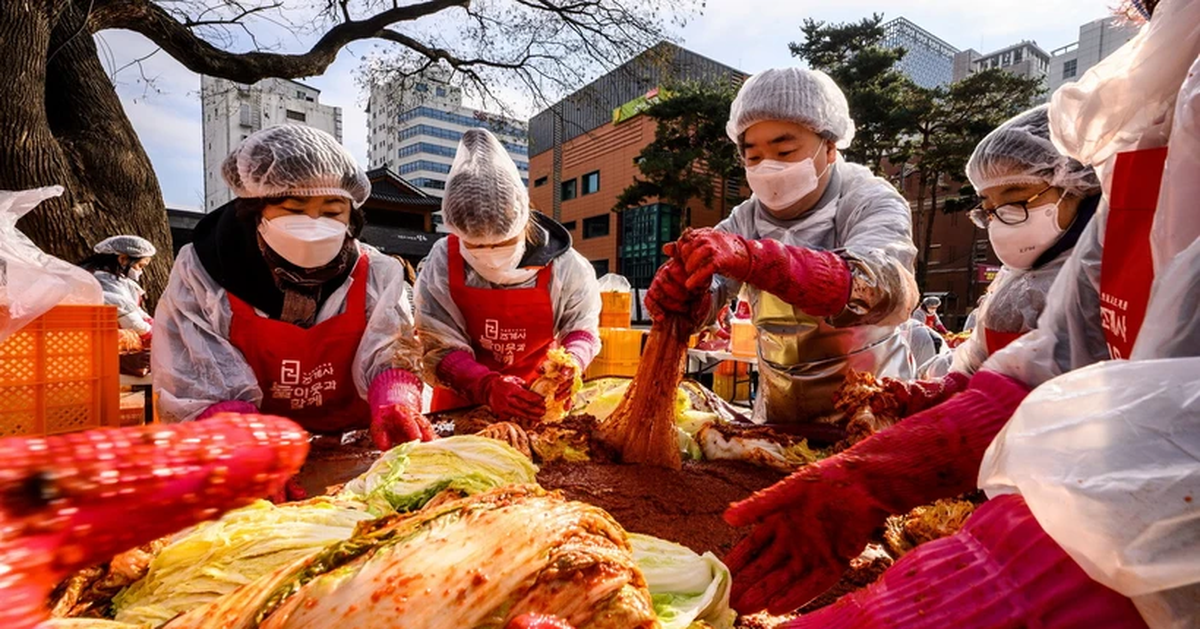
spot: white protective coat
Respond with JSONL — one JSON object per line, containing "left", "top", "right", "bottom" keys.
{"left": 980, "top": 4, "right": 1200, "bottom": 626}
{"left": 414, "top": 234, "right": 601, "bottom": 388}
{"left": 151, "top": 243, "right": 420, "bottom": 422}
{"left": 93, "top": 271, "right": 152, "bottom": 335}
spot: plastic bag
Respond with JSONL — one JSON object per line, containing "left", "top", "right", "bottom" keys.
{"left": 597, "top": 273, "right": 632, "bottom": 293}
{"left": 0, "top": 187, "right": 103, "bottom": 344}
{"left": 980, "top": 358, "right": 1200, "bottom": 627}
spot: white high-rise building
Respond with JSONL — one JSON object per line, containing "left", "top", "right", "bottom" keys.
{"left": 881, "top": 17, "right": 958, "bottom": 89}
{"left": 1048, "top": 17, "right": 1139, "bottom": 94}
{"left": 367, "top": 71, "right": 529, "bottom": 207}
{"left": 952, "top": 41, "right": 1051, "bottom": 87}
{"left": 200, "top": 77, "right": 344, "bottom": 212}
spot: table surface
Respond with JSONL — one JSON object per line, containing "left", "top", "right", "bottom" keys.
{"left": 686, "top": 348, "right": 758, "bottom": 365}
{"left": 120, "top": 374, "right": 154, "bottom": 386}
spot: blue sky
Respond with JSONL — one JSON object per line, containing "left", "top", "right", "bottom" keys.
{"left": 98, "top": 0, "right": 1118, "bottom": 211}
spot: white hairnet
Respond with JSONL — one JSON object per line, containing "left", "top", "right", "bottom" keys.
{"left": 967, "top": 105, "right": 1101, "bottom": 196}
{"left": 726, "top": 68, "right": 856, "bottom": 149}
{"left": 442, "top": 128, "right": 529, "bottom": 244}
{"left": 222, "top": 124, "right": 371, "bottom": 207}
{"left": 94, "top": 235, "right": 157, "bottom": 258}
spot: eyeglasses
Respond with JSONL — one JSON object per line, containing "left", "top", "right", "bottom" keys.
{"left": 968, "top": 186, "right": 1054, "bottom": 229}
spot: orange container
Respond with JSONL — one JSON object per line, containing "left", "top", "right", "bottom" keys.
{"left": 730, "top": 319, "right": 757, "bottom": 358}
{"left": 713, "top": 361, "right": 751, "bottom": 402}
{"left": 599, "top": 292, "right": 632, "bottom": 328}
{"left": 585, "top": 327, "right": 645, "bottom": 379}
{"left": 0, "top": 305, "right": 120, "bottom": 437}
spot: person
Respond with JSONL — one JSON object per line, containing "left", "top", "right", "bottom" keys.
{"left": 152, "top": 124, "right": 433, "bottom": 459}
{"left": 961, "top": 294, "right": 986, "bottom": 333}
{"left": 911, "top": 295, "right": 948, "bottom": 335}
{"left": 720, "top": 0, "right": 1200, "bottom": 624}
{"left": 647, "top": 67, "right": 918, "bottom": 428}
{"left": 415, "top": 129, "right": 601, "bottom": 423}
{"left": 79, "top": 235, "right": 156, "bottom": 343}
{"left": 925, "top": 105, "right": 1102, "bottom": 378}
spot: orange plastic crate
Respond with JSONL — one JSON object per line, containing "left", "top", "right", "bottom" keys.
{"left": 599, "top": 292, "right": 632, "bottom": 328}
{"left": 0, "top": 305, "right": 120, "bottom": 437}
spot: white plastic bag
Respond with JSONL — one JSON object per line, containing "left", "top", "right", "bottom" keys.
{"left": 0, "top": 187, "right": 103, "bottom": 344}
{"left": 980, "top": 358, "right": 1200, "bottom": 627}
{"left": 597, "top": 273, "right": 632, "bottom": 293}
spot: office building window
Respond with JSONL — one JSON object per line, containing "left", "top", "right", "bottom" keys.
{"left": 1063, "top": 59, "right": 1078, "bottom": 79}
{"left": 436, "top": 87, "right": 447, "bottom": 97}
{"left": 398, "top": 107, "right": 526, "bottom": 141}
{"left": 561, "top": 179, "right": 577, "bottom": 201}
{"left": 590, "top": 259, "right": 610, "bottom": 277}
{"left": 399, "top": 143, "right": 459, "bottom": 159}
{"left": 286, "top": 110, "right": 306, "bottom": 122}
{"left": 534, "top": 176, "right": 548, "bottom": 187}
{"left": 397, "top": 123, "right": 527, "bottom": 155}
{"left": 582, "top": 170, "right": 600, "bottom": 195}
{"left": 562, "top": 220, "right": 577, "bottom": 231}
{"left": 410, "top": 177, "right": 446, "bottom": 190}
{"left": 399, "top": 160, "right": 452, "bottom": 175}
{"left": 583, "top": 214, "right": 610, "bottom": 239}
{"left": 296, "top": 90, "right": 305, "bottom": 98}
{"left": 416, "top": 83, "right": 429, "bottom": 93}
{"left": 1014, "top": 49, "right": 1023, "bottom": 64}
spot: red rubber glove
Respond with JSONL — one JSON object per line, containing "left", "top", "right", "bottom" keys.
{"left": 507, "top": 614, "right": 575, "bottom": 629}
{"left": 677, "top": 228, "right": 852, "bottom": 317}
{"left": 268, "top": 476, "right": 310, "bottom": 504}
{"left": 723, "top": 370, "right": 1031, "bottom": 615}
{"left": 784, "top": 495, "right": 1147, "bottom": 629}
{"left": 646, "top": 256, "right": 712, "bottom": 324}
{"left": 196, "top": 400, "right": 258, "bottom": 421}
{"left": 368, "top": 369, "right": 435, "bottom": 450}
{"left": 483, "top": 373, "right": 547, "bottom": 422}
{"left": 872, "top": 372, "right": 970, "bottom": 419}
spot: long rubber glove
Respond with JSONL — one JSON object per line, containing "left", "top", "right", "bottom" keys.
{"left": 871, "top": 372, "right": 971, "bottom": 419}
{"left": 677, "top": 228, "right": 852, "bottom": 317}
{"left": 197, "top": 400, "right": 257, "bottom": 420}
{"left": 368, "top": 369, "right": 436, "bottom": 450}
{"left": 784, "top": 494, "right": 1148, "bottom": 629}
{"left": 723, "top": 370, "right": 1031, "bottom": 615}
{"left": 646, "top": 257, "right": 712, "bottom": 324}
{"left": 437, "top": 350, "right": 546, "bottom": 422}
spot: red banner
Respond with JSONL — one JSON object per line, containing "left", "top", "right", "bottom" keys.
{"left": 977, "top": 264, "right": 1001, "bottom": 283}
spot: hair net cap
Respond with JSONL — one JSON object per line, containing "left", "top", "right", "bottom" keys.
{"left": 727, "top": 67, "right": 856, "bottom": 149}
{"left": 94, "top": 235, "right": 156, "bottom": 258}
{"left": 967, "top": 105, "right": 1101, "bottom": 196}
{"left": 222, "top": 124, "right": 371, "bottom": 207}
{"left": 442, "top": 128, "right": 529, "bottom": 244}
{"left": 923, "top": 296, "right": 941, "bottom": 307}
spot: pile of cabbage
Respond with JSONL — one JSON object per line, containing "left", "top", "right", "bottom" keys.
{"left": 81, "top": 436, "right": 733, "bottom": 629}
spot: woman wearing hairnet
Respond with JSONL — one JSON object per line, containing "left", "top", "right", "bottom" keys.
{"left": 153, "top": 125, "right": 433, "bottom": 481}
{"left": 717, "top": 0, "right": 1199, "bottom": 625}
{"left": 647, "top": 67, "right": 918, "bottom": 429}
{"left": 911, "top": 295, "right": 948, "bottom": 335}
{"left": 416, "top": 129, "right": 601, "bottom": 422}
{"left": 915, "top": 105, "right": 1102, "bottom": 386}
{"left": 79, "top": 235, "right": 157, "bottom": 343}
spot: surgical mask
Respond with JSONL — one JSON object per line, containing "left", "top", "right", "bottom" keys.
{"left": 258, "top": 214, "right": 349, "bottom": 269}
{"left": 461, "top": 239, "right": 538, "bottom": 285}
{"left": 126, "top": 268, "right": 143, "bottom": 283}
{"left": 745, "top": 145, "right": 830, "bottom": 213}
{"left": 988, "top": 199, "right": 1065, "bottom": 270}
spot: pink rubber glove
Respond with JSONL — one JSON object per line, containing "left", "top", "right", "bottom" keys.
{"left": 723, "top": 370, "right": 1031, "bottom": 615}
{"left": 784, "top": 495, "right": 1147, "bottom": 629}
{"left": 646, "top": 256, "right": 712, "bottom": 323}
{"left": 872, "top": 372, "right": 971, "bottom": 419}
{"left": 196, "top": 400, "right": 257, "bottom": 421}
{"left": 437, "top": 351, "right": 546, "bottom": 422}
{"left": 507, "top": 614, "right": 575, "bottom": 629}
{"left": 368, "top": 369, "right": 435, "bottom": 451}
{"left": 677, "top": 228, "right": 852, "bottom": 317}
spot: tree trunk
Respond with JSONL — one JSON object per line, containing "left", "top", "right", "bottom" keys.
{"left": 919, "top": 176, "right": 940, "bottom": 290}
{"left": 0, "top": 0, "right": 173, "bottom": 306}
{"left": 913, "top": 172, "right": 929, "bottom": 289}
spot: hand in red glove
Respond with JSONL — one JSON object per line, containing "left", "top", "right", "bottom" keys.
{"left": 783, "top": 495, "right": 1147, "bottom": 629}
{"left": 646, "top": 256, "right": 712, "bottom": 324}
{"left": 483, "top": 374, "right": 547, "bottom": 422}
{"left": 677, "top": 228, "right": 852, "bottom": 317}
{"left": 368, "top": 369, "right": 435, "bottom": 451}
{"left": 723, "top": 371, "right": 1031, "bottom": 615}
{"left": 269, "top": 475, "right": 310, "bottom": 504}
{"left": 873, "top": 372, "right": 970, "bottom": 419}
{"left": 507, "top": 614, "right": 575, "bottom": 629}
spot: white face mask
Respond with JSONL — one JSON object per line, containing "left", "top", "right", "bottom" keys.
{"left": 988, "top": 199, "right": 1065, "bottom": 270}
{"left": 461, "top": 239, "right": 538, "bottom": 285}
{"left": 745, "top": 144, "right": 831, "bottom": 214}
{"left": 126, "top": 268, "right": 143, "bottom": 283}
{"left": 258, "top": 214, "right": 349, "bottom": 269}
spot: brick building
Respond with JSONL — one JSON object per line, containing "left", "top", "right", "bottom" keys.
{"left": 527, "top": 42, "right": 746, "bottom": 287}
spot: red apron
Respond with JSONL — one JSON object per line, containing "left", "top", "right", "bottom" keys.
{"left": 430, "top": 236, "right": 556, "bottom": 412}
{"left": 1100, "top": 147, "right": 1169, "bottom": 359}
{"left": 983, "top": 328, "right": 1024, "bottom": 356}
{"left": 227, "top": 254, "right": 372, "bottom": 434}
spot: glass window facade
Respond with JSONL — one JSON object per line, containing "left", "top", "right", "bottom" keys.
{"left": 881, "top": 18, "right": 957, "bottom": 89}
{"left": 398, "top": 106, "right": 526, "bottom": 140}
{"left": 397, "top": 124, "right": 528, "bottom": 156}
{"left": 399, "top": 161, "right": 452, "bottom": 175}
{"left": 619, "top": 203, "right": 681, "bottom": 289}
